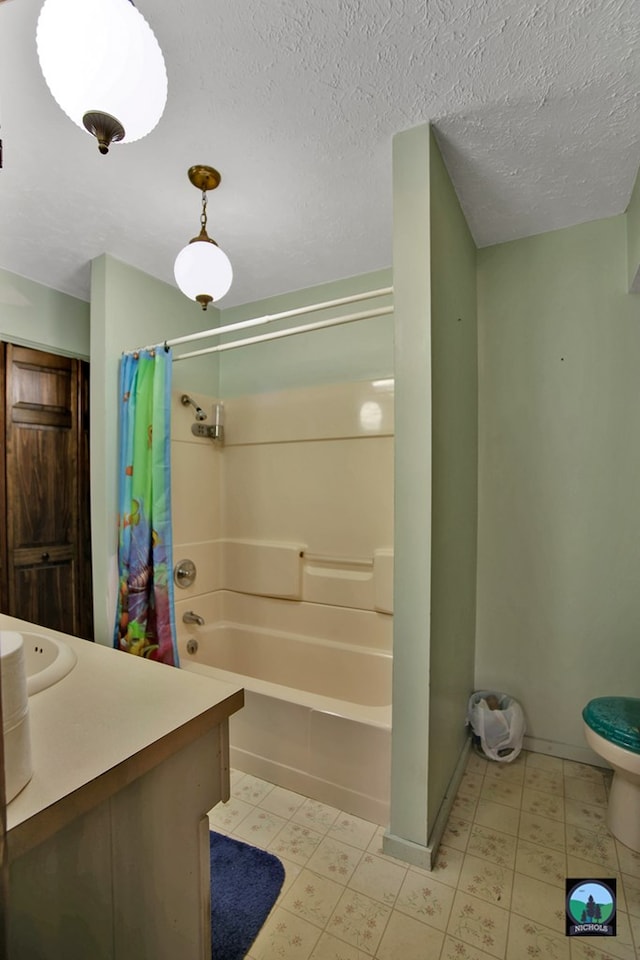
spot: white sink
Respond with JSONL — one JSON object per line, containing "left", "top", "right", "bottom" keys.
{"left": 24, "top": 633, "right": 77, "bottom": 695}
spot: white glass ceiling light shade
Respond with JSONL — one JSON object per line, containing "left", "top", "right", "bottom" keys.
{"left": 36, "top": 0, "right": 167, "bottom": 154}
{"left": 174, "top": 165, "right": 233, "bottom": 310}
{"left": 174, "top": 242, "right": 233, "bottom": 309}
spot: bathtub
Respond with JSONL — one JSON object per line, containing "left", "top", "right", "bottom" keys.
{"left": 179, "top": 621, "right": 392, "bottom": 824}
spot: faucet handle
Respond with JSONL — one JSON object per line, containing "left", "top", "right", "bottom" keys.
{"left": 174, "top": 559, "right": 196, "bottom": 588}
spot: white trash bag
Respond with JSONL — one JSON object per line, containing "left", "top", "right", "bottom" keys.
{"left": 466, "top": 690, "right": 525, "bottom": 763}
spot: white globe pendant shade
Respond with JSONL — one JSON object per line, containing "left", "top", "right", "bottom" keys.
{"left": 174, "top": 239, "right": 233, "bottom": 309}
{"left": 36, "top": 0, "right": 167, "bottom": 151}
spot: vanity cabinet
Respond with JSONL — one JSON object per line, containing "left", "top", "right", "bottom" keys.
{"left": 9, "top": 726, "right": 226, "bottom": 959}
{"left": 3, "top": 614, "right": 244, "bottom": 960}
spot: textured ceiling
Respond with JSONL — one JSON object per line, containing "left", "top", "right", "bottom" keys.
{"left": 0, "top": 0, "right": 638, "bottom": 309}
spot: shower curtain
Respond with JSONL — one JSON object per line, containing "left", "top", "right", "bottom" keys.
{"left": 113, "top": 346, "right": 179, "bottom": 666}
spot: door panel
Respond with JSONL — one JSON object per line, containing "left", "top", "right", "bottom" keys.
{"left": 12, "top": 560, "right": 76, "bottom": 636}
{"left": 4, "top": 345, "right": 83, "bottom": 637}
{"left": 78, "top": 360, "right": 94, "bottom": 640}
{"left": 9, "top": 426, "right": 75, "bottom": 549}
{"left": 0, "top": 347, "right": 6, "bottom": 612}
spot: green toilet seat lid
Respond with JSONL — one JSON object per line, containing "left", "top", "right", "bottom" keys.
{"left": 583, "top": 697, "right": 640, "bottom": 755}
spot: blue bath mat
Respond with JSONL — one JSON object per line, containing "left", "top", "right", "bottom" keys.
{"left": 210, "top": 830, "right": 285, "bottom": 960}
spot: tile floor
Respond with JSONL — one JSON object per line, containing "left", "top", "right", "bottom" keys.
{"left": 208, "top": 750, "right": 640, "bottom": 960}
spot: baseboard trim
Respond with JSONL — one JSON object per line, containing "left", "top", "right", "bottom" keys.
{"left": 382, "top": 831, "right": 433, "bottom": 870}
{"left": 523, "top": 735, "right": 610, "bottom": 769}
{"left": 427, "top": 736, "right": 472, "bottom": 859}
{"left": 382, "top": 737, "right": 471, "bottom": 870}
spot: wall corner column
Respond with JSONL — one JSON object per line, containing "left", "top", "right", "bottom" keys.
{"left": 384, "top": 123, "right": 433, "bottom": 867}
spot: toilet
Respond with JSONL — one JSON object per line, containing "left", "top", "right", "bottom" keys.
{"left": 582, "top": 697, "right": 640, "bottom": 852}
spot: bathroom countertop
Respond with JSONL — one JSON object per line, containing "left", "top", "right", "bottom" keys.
{"left": 2, "top": 614, "right": 244, "bottom": 862}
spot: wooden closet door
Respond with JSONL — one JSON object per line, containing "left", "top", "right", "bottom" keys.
{"left": 5, "top": 345, "right": 80, "bottom": 636}
{"left": 78, "top": 359, "right": 94, "bottom": 640}
{"left": 0, "top": 346, "right": 6, "bottom": 614}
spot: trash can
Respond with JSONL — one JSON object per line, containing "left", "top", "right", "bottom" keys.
{"left": 466, "top": 690, "right": 526, "bottom": 762}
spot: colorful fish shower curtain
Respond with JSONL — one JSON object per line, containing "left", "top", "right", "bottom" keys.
{"left": 114, "top": 347, "right": 179, "bottom": 666}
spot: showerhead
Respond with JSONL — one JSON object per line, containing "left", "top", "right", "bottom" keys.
{"left": 181, "top": 394, "right": 207, "bottom": 421}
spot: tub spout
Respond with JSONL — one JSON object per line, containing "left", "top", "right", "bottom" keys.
{"left": 183, "top": 610, "right": 204, "bottom": 626}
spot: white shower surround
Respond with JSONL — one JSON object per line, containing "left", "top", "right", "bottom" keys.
{"left": 171, "top": 377, "right": 394, "bottom": 822}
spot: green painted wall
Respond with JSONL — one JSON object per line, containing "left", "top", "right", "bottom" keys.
{"left": 218, "top": 270, "right": 393, "bottom": 396}
{"left": 90, "top": 255, "right": 221, "bottom": 644}
{"left": 476, "top": 216, "right": 640, "bottom": 755}
{"left": 386, "top": 123, "right": 478, "bottom": 865}
{"left": 627, "top": 165, "right": 640, "bottom": 293}
{"left": 427, "top": 132, "right": 477, "bottom": 831}
{"left": 0, "top": 267, "right": 89, "bottom": 358}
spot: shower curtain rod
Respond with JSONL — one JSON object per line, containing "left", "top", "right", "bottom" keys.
{"left": 172, "top": 305, "right": 393, "bottom": 361}
{"left": 136, "top": 286, "right": 393, "bottom": 354}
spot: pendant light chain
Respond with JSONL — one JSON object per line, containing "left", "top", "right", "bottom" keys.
{"left": 174, "top": 164, "right": 233, "bottom": 308}
{"left": 200, "top": 190, "right": 208, "bottom": 234}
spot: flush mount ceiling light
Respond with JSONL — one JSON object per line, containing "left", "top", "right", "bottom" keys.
{"left": 174, "top": 165, "right": 233, "bottom": 310}
{"left": 36, "top": 0, "right": 167, "bottom": 155}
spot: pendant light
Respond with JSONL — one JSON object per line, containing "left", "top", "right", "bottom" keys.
{"left": 36, "top": 0, "right": 167, "bottom": 155}
{"left": 174, "top": 165, "right": 233, "bottom": 310}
